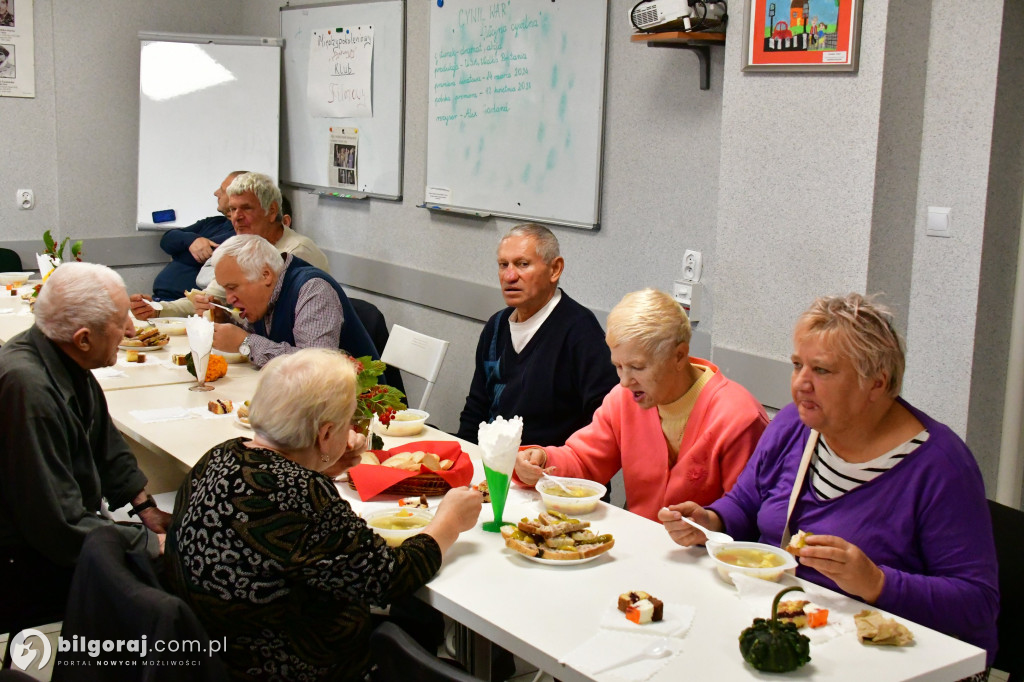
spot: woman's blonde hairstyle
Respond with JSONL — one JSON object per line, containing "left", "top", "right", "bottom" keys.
{"left": 605, "top": 288, "right": 691, "bottom": 359}
{"left": 796, "top": 293, "right": 905, "bottom": 397}
{"left": 250, "top": 348, "right": 358, "bottom": 451}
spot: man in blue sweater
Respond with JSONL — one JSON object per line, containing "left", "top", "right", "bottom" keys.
{"left": 150, "top": 171, "right": 245, "bottom": 300}
{"left": 457, "top": 224, "right": 618, "bottom": 446}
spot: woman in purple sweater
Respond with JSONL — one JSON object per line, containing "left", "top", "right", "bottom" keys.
{"left": 660, "top": 294, "right": 998, "bottom": 667}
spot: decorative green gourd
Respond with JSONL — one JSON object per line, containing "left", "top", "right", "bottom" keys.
{"left": 738, "top": 585, "right": 812, "bottom": 672}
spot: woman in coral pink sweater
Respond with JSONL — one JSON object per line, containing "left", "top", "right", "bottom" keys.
{"left": 514, "top": 288, "right": 768, "bottom": 522}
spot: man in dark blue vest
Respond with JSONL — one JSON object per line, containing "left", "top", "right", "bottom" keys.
{"left": 209, "top": 235, "right": 377, "bottom": 368}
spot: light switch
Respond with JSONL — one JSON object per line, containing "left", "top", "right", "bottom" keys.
{"left": 926, "top": 206, "right": 951, "bottom": 238}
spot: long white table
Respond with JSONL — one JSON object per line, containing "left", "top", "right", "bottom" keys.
{"left": 0, "top": 310, "right": 248, "bottom": 392}
{"left": 334, "top": 430, "right": 988, "bottom": 682}
{"left": 102, "top": 394, "right": 987, "bottom": 681}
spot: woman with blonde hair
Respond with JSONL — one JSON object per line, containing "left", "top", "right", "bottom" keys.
{"left": 167, "top": 348, "right": 482, "bottom": 681}
{"left": 514, "top": 288, "right": 768, "bottom": 521}
{"left": 661, "top": 294, "right": 998, "bottom": 670}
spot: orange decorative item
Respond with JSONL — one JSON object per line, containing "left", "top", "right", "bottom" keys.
{"left": 205, "top": 354, "right": 228, "bottom": 382}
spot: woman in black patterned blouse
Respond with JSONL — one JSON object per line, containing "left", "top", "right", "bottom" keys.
{"left": 166, "top": 348, "right": 482, "bottom": 681}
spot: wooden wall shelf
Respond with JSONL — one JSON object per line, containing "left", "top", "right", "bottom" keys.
{"left": 630, "top": 31, "right": 726, "bottom": 91}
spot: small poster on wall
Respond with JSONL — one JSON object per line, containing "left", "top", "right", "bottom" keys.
{"left": 742, "top": 0, "right": 862, "bottom": 72}
{"left": 329, "top": 127, "right": 358, "bottom": 190}
{"left": 306, "top": 25, "right": 373, "bottom": 118}
{"left": 0, "top": 0, "right": 35, "bottom": 97}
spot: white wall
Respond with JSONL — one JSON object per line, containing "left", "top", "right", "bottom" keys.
{"left": 3, "top": 0, "right": 1022, "bottom": 492}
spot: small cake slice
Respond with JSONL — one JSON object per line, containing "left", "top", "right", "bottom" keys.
{"left": 617, "top": 591, "right": 664, "bottom": 622}
{"left": 125, "top": 349, "right": 140, "bottom": 362}
{"left": 777, "top": 600, "right": 810, "bottom": 628}
{"left": 208, "top": 399, "right": 233, "bottom": 414}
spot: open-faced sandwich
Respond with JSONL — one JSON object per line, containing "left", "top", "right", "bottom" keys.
{"left": 121, "top": 327, "right": 169, "bottom": 348}
{"left": 786, "top": 530, "right": 813, "bottom": 555}
{"left": 501, "top": 510, "right": 614, "bottom": 561}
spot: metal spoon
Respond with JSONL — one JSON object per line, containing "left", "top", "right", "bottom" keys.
{"left": 592, "top": 637, "right": 673, "bottom": 675}
{"left": 678, "top": 514, "right": 734, "bottom": 544}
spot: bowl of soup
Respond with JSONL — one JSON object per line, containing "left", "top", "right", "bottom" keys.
{"left": 706, "top": 541, "right": 797, "bottom": 584}
{"left": 536, "top": 477, "right": 606, "bottom": 515}
{"left": 372, "top": 409, "right": 429, "bottom": 438}
{"left": 0, "top": 272, "right": 32, "bottom": 287}
{"left": 364, "top": 507, "right": 434, "bottom": 547}
{"left": 151, "top": 316, "right": 188, "bottom": 336}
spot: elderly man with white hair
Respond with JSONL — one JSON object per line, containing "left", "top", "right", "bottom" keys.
{"left": 130, "top": 171, "right": 328, "bottom": 320}
{"left": 0, "top": 262, "right": 171, "bottom": 631}
{"left": 208, "top": 234, "right": 377, "bottom": 368}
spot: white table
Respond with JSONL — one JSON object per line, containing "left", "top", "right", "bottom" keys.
{"left": 333, "top": 430, "right": 987, "bottom": 682}
{"left": 0, "top": 310, "right": 237, "bottom": 392}
{"left": 104, "top": 368, "right": 261, "bottom": 469}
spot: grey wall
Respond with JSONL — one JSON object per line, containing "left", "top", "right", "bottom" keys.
{"left": 3, "top": 0, "right": 1022, "bottom": 492}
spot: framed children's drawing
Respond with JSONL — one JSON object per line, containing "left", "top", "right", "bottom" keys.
{"left": 742, "top": 0, "right": 863, "bottom": 72}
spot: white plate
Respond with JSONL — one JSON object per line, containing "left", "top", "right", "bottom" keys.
{"left": 518, "top": 552, "right": 603, "bottom": 566}
{"left": 234, "top": 414, "right": 252, "bottom": 430}
{"left": 119, "top": 343, "right": 168, "bottom": 352}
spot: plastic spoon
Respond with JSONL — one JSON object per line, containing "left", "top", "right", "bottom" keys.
{"left": 592, "top": 637, "right": 673, "bottom": 675}
{"left": 541, "top": 472, "right": 577, "bottom": 495}
{"left": 678, "top": 514, "right": 734, "bottom": 544}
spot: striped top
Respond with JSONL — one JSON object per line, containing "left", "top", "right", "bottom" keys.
{"left": 810, "top": 430, "right": 929, "bottom": 500}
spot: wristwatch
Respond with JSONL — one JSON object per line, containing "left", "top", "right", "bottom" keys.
{"left": 128, "top": 494, "right": 157, "bottom": 518}
{"left": 239, "top": 338, "right": 251, "bottom": 358}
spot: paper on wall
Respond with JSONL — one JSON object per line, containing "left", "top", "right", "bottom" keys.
{"left": 306, "top": 25, "right": 373, "bottom": 118}
{"left": 328, "top": 127, "right": 358, "bottom": 189}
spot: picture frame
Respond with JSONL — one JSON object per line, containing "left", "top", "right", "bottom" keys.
{"left": 742, "top": 0, "right": 863, "bottom": 72}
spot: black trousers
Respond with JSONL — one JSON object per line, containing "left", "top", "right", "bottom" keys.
{"left": 0, "top": 543, "right": 74, "bottom": 635}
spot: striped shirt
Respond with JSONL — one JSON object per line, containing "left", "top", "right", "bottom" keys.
{"left": 810, "top": 430, "right": 929, "bottom": 500}
{"left": 239, "top": 255, "right": 344, "bottom": 367}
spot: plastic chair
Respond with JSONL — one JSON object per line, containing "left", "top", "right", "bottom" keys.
{"left": 0, "top": 248, "right": 23, "bottom": 272}
{"left": 988, "top": 499, "right": 1024, "bottom": 681}
{"left": 380, "top": 325, "right": 449, "bottom": 411}
{"left": 370, "top": 621, "right": 479, "bottom": 682}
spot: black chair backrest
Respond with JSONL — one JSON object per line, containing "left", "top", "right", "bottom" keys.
{"left": 350, "top": 298, "right": 406, "bottom": 395}
{"left": 370, "top": 622, "right": 479, "bottom": 682}
{"left": 988, "top": 498, "right": 1024, "bottom": 681}
{"left": 0, "top": 248, "right": 23, "bottom": 272}
{"left": 54, "top": 525, "right": 228, "bottom": 682}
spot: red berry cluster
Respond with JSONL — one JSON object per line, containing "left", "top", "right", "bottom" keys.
{"left": 378, "top": 406, "right": 398, "bottom": 426}
{"left": 350, "top": 359, "right": 365, "bottom": 374}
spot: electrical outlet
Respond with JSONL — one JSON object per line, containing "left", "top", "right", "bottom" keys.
{"left": 17, "top": 189, "right": 34, "bottom": 210}
{"left": 682, "top": 249, "right": 702, "bottom": 282}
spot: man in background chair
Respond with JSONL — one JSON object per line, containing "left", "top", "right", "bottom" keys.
{"left": 0, "top": 263, "right": 170, "bottom": 630}
{"left": 457, "top": 224, "right": 618, "bottom": 445}
{"left": 209, "top": 235, "right": 376, "bottom": 368}
{"left": 131, "top": 172, "right": 327, "bottom": 320}
{"left": 151, "top": 170, "right": 244, "bottom": 300}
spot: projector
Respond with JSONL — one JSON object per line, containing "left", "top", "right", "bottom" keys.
{"left": 630, "top": 0, "right": 726, "bottom": 32}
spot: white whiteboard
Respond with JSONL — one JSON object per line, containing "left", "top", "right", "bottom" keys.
{"left": 136, "top": 34, "right": 281, "bottom": 230}
{"left": 425, "top": 0, "right": 608, "bottom": 229}
{"left": 281, "top": 0, "right": 405, "bottom": 200}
